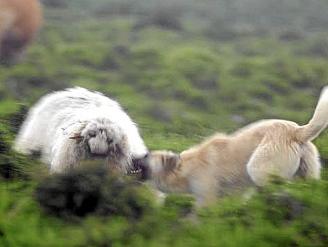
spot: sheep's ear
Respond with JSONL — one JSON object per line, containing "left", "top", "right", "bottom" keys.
{"left": 65, "top": 121, "right": 87, "bottom": 141}
{"left": 164, "top": 153, "right": 180, "bottom": 172}
{"left": 69, "top": 133, "right": 83, "bottom": 141}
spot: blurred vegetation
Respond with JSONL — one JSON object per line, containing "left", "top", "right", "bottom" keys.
{"left": 0, "top": 0, "right": 328, "bottom": 246}
{"left": 36, "top": 166, "right": 155, "bottom": 219}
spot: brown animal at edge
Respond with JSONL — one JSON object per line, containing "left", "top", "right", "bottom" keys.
{"left": 0, "top": 0, "right": 42, "bottom": 64}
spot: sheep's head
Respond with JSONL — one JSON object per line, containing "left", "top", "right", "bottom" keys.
{"left": 69, "top": 119, "right": 128, "bottom": 158}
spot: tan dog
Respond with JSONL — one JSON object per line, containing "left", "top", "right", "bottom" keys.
{"left": 140, "top": 86, "right": 328, "bottom": 206}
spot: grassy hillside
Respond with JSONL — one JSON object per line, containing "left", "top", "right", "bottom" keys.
{"left": 0, "top": 0, "right": 328, "bottom": 246}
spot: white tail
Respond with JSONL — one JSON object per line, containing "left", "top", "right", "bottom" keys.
{"left": 296, "top": 86, "right": 328, "bottom": 142}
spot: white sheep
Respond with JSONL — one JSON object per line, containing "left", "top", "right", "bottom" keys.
{"left": 14, "top": 87, "right": 148, "bottom": 173}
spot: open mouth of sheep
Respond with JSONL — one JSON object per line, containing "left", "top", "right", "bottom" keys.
{"left": 128, "top": 158, "right": 149, "bottom": 180}
{"left": 127, "top": 168, "right": 142, "bottom": 175}
{"left": 128, "top": 160, "right": 143, "bottom": 175}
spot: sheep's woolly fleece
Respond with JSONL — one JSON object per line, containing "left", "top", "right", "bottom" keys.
{"left": 14, "top": 87, "right": 148, "bottom": 173}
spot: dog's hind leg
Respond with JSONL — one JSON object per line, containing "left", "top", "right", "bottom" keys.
{"left": 246, "top": 131, "right": 301, "bottom": 186}
{"left": 295, "top": 142, "right": 321, "bottom": 179}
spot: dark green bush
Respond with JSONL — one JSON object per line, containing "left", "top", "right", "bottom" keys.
{"left": 35, "top": 167, "right": 155, "bottom": 219}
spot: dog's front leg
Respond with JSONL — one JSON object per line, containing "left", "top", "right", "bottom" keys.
{"left": 189, "top": 176, "right": 217, "bottom": 207}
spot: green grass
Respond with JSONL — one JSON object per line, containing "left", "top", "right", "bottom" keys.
{"left": 1, "top": 176, "right": 328, "bottom": 246}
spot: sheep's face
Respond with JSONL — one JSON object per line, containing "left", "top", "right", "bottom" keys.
{"left": 85, "top": 121, "right": 126, "bottom": 158}
{"left": 70, "top": 119, "right": 127, "bottom": 159}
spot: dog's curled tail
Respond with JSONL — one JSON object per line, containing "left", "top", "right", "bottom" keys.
{"left": 296, "top": 86, "right": 328, "bottom": 142}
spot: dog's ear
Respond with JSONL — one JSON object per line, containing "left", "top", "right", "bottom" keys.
{"left": 164, "top": 153, "right": 180, "bottom": 172}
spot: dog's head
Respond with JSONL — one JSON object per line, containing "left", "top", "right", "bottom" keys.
{"left": 67, "top": 118, "right": 129, "bottom": 161}
{"left": 136, "top": 150, "right": 180, "bottom": 180}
